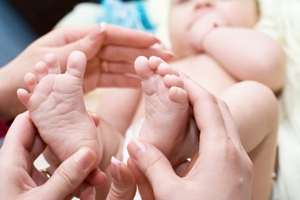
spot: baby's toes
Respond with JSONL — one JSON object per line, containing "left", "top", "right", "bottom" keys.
{"left": 164, "top": 74, "right": 184, "bottom": 90}
{"left": 17, "top": 88, "right": 31, "bottom": 107}
{"left": 135, "top": 56, "right": 154, "bottom": 79}
{"left": 65, "top": 51, "right": 87, "bottom": 79}
{"left": 148, "top": 56, "right": 164, "bottom": 71}
{"left": 35, "top": 61, "right": 48, "bottom": 80}
{"left": 169, "top": 86, "right": 188, "bottom": 103}
{"left": 44, "top": 53, "right": 61, "bottom": 74}
{"left": 157, "top": 62, "right": 179, "bottom": 77}
{"left": 24, "top": 72, "right": 38, "bottom": 92}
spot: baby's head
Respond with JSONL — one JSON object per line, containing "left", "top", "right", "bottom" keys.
{"left": 168, "top": 0, "right": 260, "bottom": 58}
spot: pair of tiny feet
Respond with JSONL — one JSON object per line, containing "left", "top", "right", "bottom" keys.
{"left": 17, "top": 50, "right": 190, "bottom": 168}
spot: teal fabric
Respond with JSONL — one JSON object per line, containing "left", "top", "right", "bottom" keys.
{"left": 97, "top": 0, "right": 155, "bottom": 33}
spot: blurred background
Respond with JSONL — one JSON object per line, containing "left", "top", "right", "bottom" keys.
{"left": 0, "top": 0, "right": 141, "bottom": 67}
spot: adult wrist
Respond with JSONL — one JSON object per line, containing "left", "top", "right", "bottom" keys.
{"left": 0, "top": 63, "right": 27, "bottom": 122}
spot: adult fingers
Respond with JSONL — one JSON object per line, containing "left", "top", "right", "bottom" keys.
{"left": 183, "top": 76, "right": 229, "bottom": 146}
{"left": 127, "top": 159, "right": 154, "bottom": 200}
{"left": 99, "top": 45, "right": 174, "bottom": 63}
{"left": 40, "top": 25, "right": 97, "bottom": 46}
{"left": 127, "top": 139, "right": 176, "bottom": 196}
{"left": 58, "top": 23, "right": 106, "bottom": 65}
{"left": 40, "top": 147, "right": 98, "bottom": 199}
{"left": 43, "top": 24, "right": 159, "bottom": 49}
{"left": 103, "top": 24, "right": 160, "bottom": 47}
{"left": 183, "top": 74, "right": 241, "bottom": 148}
{"left": 217, "top": 99, "right": 242, "bottom": 148}
{"left": 42, "top": 166, "right": 106, "bottom": 198}
{"left": 57, "top": 23, "right": 168, "bottom": 61}
{"left": 1, "top": 112, "right": 40, "bottom": 158}
{"left": 106, "top": 157, "right": 136, "bottom": 200}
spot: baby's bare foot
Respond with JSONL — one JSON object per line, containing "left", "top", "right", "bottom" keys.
{"left": 17, "top": 51, "right": 101, "bottom": 164}
{"left": 135, "top": 56, "right": 190, "bottom": 164}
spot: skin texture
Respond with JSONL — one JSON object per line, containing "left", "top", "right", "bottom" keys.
{"left": 17, "top": 51, "right": 103, "bottom": 176}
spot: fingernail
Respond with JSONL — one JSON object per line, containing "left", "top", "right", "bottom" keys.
{"left": 111, "top": 156, "right": 122, "bottom": 181}
{"left": 128, "top": 139, "right": 146, "bottom": 159}
{"left": 165, "top": 50, "right": 174, "bottom": 57}
{"left": 73, "top": 148, "right": 95, "bottom": 170}
{"left": 90, "top": 22, "right": 106, "bottom": 41}
{"left": 153, "top": 35, "right": 161, "bottom": 43}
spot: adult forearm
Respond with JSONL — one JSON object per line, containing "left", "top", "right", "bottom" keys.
{"left": 0, "top": 64, "right": 28, "bottom": 122}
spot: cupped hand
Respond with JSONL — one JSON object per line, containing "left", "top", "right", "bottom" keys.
{"left": 127, "top": 76, "right": 253, "bottom": 200}
{"left": 0, "top": 23, "right": 173, "bottom": 122}
{"left": 0, "top": 112, "right": 104, "bottom": 200}
{"left": 15, "top": 23, "right": 173, "bottom": 91}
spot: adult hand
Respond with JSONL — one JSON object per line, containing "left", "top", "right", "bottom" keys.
{"left": 0, "top": 23, "right": 173, "bottom": 122}
{"left": 0, "top": 112, "right": 141, "bottom": 200}
{"left": 0, "top": 112, "right": 103, "bottom": 200}
{"left": 106, "top": 157, "right": 136, "bottom": 200}
{"left": 18, "top": 23, "right": 173, "bottom": 91}
{"left": 127, "top": 77, "right": 253, "bottom": 200}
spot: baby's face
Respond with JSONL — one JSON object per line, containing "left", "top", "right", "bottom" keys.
{"left": 169, "top": 0, "right": 259, "bottom": 58}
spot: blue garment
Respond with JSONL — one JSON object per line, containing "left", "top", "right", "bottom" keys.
{"left": 0, "top": 0, "right": 37, "bottom": 67}
{"left": 97, "top": 0, "right": 155, "bottom": 33}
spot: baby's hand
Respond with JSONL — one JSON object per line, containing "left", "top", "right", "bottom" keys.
{"left": 188, "top": 12, "right": 229, "bottom": 52}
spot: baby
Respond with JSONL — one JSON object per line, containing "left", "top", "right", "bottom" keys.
{"left": 167, "top": 1, "right": 286, "bottom": 198}
{"left": 94, "top": 0, "right": 286, "bottom": 199}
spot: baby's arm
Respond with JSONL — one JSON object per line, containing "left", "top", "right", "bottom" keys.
{"left": 202, "top": 27, "right": 286, "bottom": 93}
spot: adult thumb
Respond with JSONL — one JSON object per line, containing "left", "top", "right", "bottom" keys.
{"left": 127, "top": 139, "right": 176, "bottom": 190}
{"left": 40, "top": 147, "right": 98, "bottom": 199}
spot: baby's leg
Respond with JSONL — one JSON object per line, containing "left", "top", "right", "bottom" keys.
{"left": 17, "top": 51, "right": 102, "bottom": 165}
{"left": 220, "top": 81, "right": 278, "bottom": 200}
{"left": 135, "top": 56, "right": 197, "bottom": 165}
